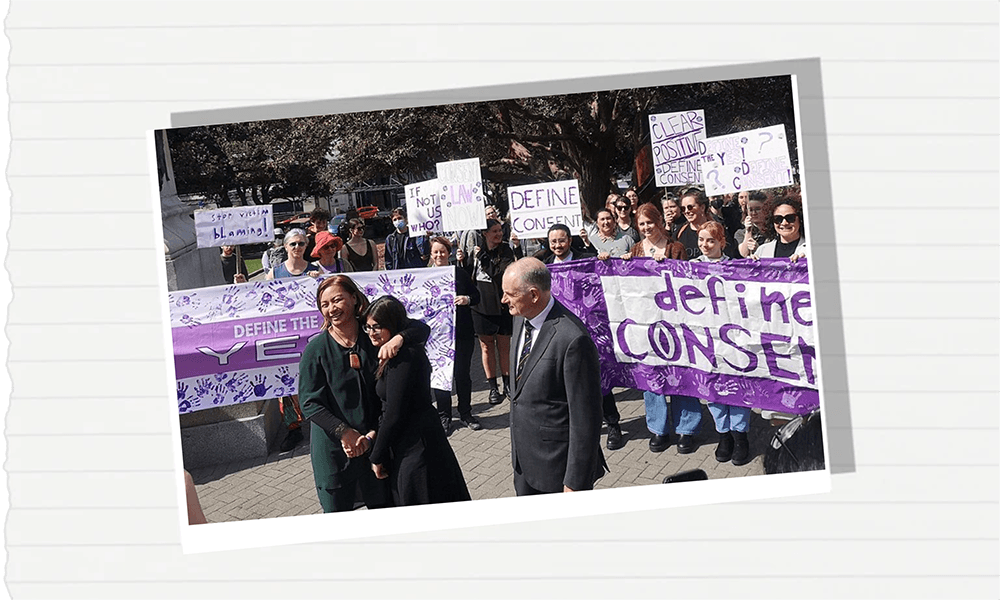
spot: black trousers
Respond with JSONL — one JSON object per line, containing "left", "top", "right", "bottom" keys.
{"left": 603, "top": 391, "right": 620, "bottom": 426}
{"left": 436, "top": 335, "right": 476, "bottom": 419}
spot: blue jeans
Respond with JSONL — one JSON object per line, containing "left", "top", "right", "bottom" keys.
{"left": 643, "top": 392, "right": 703, "bottom": 436}
{"left": 707, "top": 403, "right": 751, "bottom": 433}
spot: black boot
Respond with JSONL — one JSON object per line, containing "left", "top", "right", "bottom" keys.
{"left": 488, "top": 378, "right": 503, "bottom": 404}
{"left": 731, "top": 431, "right": 751, "bottom": 466}
{"left": 715, "top": 431, "right": 734, "bottom": 463}
{"left": 501, "top": 374, "right": 511, "bottom": 399}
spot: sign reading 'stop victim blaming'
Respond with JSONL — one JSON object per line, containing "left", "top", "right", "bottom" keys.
{"left": 194, "top": 205, "right": 274, "bottom": 248}
{"left": 507, "top": 179, "right": 582, "bottom": 240}
{"left": 648, "top": 110, "right": 705, "bottom": 187}
{"left": 700, "top": 124, "right": 793, "bottom": 196}
{"left": 437, "top": 158, "right": 486, "bottom": 232}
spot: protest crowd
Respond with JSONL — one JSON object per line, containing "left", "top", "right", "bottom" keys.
{"left": 199, "top": 178, "right": 814, "bottom": 515}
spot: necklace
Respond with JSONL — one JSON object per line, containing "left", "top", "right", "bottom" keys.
{"left": 329, "top": 324, "right": 362, "bottom": 369}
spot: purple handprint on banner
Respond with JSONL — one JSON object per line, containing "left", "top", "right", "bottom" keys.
{"left": 780, "top": 389, "right": 803, "bottom": 410}
{"left": 423, "top": 280, "right": 442, "bottom": 297}
{"left": 364, "top": 284, "right": 379, "bottom": 298}
{"left": 693, "top": 373, "right": 712, "bottom": 397}
{"left": 714, "top": 379, "right": 740, "bottom": 397}
{"left": 399, "top": 273, "right": 416, "bottom": 294}
{"left": 277, "top": 365, "right": 296, "bottom": 388}
{"left": 224, "top": 373, "right": 248, "bottom": 392}
{"left": 252, "top": 374, "right": 271, "bottom": 398}
{"left": 378, "top": 274, "right": 395, "bottom": 294}
{"left": 178, "top": 314, "right": 202, "bottom": 328}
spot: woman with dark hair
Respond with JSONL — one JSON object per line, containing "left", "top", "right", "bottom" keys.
{"left": 612, "top": 194, "right": 641, "bottom": 245}
{"left": 661, "top": 194, "right": 684, "bottom": 239}
{"left": 753, "top": 194, "right": 807, "bottom": 261}
{"left": 736, "top": 190, "right": 770, "bottom": 258}
{"left": 463, "top": 218, "right": 516, "bottom": 404}
{"left": 675, "top": 187, "right": 713, "bottom": 260}
{"left": 297, "top": 275, "right": 429, "bottom": 512}
{"left": 364, "top": 295, "right": 471, "bottom": 506}
{"left": 428, "top": 236, "right": 482, "bottom": 433}
{"left": 341, "top": 218, "right": 379, "bottom": 272}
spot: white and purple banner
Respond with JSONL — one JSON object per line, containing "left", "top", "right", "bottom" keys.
{"left": 170, "top": 267, "right": 457, "bottom": 414}
{"left": 194, "top": 205, "right": 274, "bottom": 248}
{"left": 548, "top": 257, "right": 819, "bottom": 415}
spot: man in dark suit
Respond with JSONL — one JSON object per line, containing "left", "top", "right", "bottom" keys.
{"left": 501, "top": 257, "right": 606, "bottom": 495}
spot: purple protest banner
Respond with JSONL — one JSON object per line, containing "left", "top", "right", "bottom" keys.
{"left": 169, "top": 267, "right": 457, "bottom": 414}
{"left": 547, "top": 257, "right": 819, "bottom": 415}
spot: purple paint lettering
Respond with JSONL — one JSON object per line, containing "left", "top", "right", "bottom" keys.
{"left": 648, "top": 321, "right": 682, "bottom": 362}
{"left": 760, "top": 287, "right": 790, "bottom": 324}
{"left": 719, "top": 324, "right": 757, "bottom": 372}
{"left": 791, "top": 291, "right": 812, "bottom": 326}
{"left": 680, "top": 324, "right": 716, "bottom": 367}
{"left": 760, "top": 332, "right": 798, "bottom": 381}
{"left": 616, "top": 319, "right": 647, "bottom": 361}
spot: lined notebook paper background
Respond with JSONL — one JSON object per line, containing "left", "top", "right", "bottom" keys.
{"left": 4, "top": 2, "right": 998, "bottom": 598}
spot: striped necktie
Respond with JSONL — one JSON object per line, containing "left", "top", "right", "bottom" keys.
{"left": 516, "top": 321, "right": 535, "bottom": 384}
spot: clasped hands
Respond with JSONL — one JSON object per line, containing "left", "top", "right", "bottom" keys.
{"left": 341, "top": 428, "right": 374, "bottom": 459}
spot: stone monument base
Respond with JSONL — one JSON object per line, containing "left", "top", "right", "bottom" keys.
{"left": 180, "top": 399, "right": 283, "bottom": 469}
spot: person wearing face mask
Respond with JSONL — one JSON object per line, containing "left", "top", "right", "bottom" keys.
{"left": 384, "top": 208, "right": 430, "bottom": 270}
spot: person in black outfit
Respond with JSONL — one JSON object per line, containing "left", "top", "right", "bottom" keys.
{"left": 219, "top": 245, "right": 248, "bottom": 284}
{"left": 428, "top": 237, "right": 483, "bottom": 433}
{"left": 364, "top": 296, "right": 471, "bottom": 506}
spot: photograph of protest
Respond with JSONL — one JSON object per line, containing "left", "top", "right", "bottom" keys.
{"left": 154, "top": 73, "right": 827, "bottom": 528}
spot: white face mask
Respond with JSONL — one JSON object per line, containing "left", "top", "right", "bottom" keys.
{"left": 393, "top": 219, "right": 406, "bottom": 230}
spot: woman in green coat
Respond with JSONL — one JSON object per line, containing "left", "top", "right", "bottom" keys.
{"left": 298, "top": 274, "right": 429, "bottom": 512}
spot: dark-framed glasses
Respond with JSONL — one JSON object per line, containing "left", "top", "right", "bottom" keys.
{"left": 287, "top": 241, "right": 306, "bottom": 248}
{"left": 362, "top": 323, "right": 385, "bottom": 334}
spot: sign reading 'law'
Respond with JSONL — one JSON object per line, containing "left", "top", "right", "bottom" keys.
{"left": 648, "top": 110, "right": 706, "bottom": 187}
{"left": 507, "top": 179, "right": 582, "bottom": 240}
{"left": 404, "top": 178, "right": 442, "bottom": 238}
{"left": 437, "top": 158, "right": 486, "bottom": 232}
{"left": 699, "top": 124, "right": 794, "bottom": 196}
{"left": 194, "top": 205, "right": 274, "bottom": 248}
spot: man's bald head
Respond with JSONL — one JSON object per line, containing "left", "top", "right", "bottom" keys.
{"left": 501, "top": 257, "right": 551, "bottom": 319}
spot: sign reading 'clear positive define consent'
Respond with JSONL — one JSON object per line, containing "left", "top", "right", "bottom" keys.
{"left": 194, "top": 205, "right": 274, "bottom": 248}
{"left": 507, "top": 179, "right": 582, "bottom": 240}
{"left": 437, "top": 158, "right": 486, "bottom": 232}
{"left": 648, "top": 110, "right": 706, "bottom": 187}
{"left": 699, "top": 124, "right": 794, "bottom": 196}
{"left": 404, "top": 178, "right": 442, "bottom": 238}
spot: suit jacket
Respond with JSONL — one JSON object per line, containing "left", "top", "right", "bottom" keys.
{"left": 508, "top": 299, "right": 605, "bottom": 492}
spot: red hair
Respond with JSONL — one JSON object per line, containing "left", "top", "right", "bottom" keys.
{"left": 697, "top": 221, "right": 727, "bottom": 249}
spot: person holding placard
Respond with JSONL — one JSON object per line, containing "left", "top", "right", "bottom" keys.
{"left": 752, "top": 194, "right": 807, "bottom": 262}
{"left": 690, "top": 221, "right": 752, "bottom": 465}
{"left": 428, "top": 237, "right": 482, "bottom": 433}
{"left": 466, "top": 219, "right": 516, "bottom": 405}
{"left": 537, "top": 224, "right": 595, "bottom": 265}
{"left": 219, "top": 245, "right": 248, "bottom": 284}
{"left": 661, "top": 194, "right": 684, "bottom": 240}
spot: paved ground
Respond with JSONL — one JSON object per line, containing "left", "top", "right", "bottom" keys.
{"left": 189, "top": 347, "right": 774, "bottom": 523}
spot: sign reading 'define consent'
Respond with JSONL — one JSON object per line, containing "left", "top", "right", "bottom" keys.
{"left": 194, "top": 205, "right": 274, "bottom": 248}
{"left": 405, "top": 178, "right": 442, "bottom": 237}
{"left": 699, "top": 124, "right": 793, "bottom": 196}
{"left": 648, "top": 110, "right": 706, "bottom": 187}
{"left": 437, "top": 158, "right": 486, "bottom": 232}
{"left": 507, "top": 179, "right": 582, "bottom": 240}
{"left": 548, "top": 258, "right": 819, "bottom": 415}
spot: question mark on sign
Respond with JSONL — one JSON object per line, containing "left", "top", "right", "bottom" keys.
{"left": 758, "top": 131, "right": 773, "bottom": 154}
{"left": 707, "top": 169, "right": 722, "bottom": 190}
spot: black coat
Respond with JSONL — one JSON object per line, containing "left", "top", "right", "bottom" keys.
{"left": 371, "top": 345, "right": 471, "bottom": 506}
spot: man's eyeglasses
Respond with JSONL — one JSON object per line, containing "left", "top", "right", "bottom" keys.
{"left": 773, "top": 214, "right": 799, "bottom": 224}
{"left": 362, "top": 323, "right": 385, "bottom": 333}
{"left": 287, "top": 241, "right": 306, "bottom": 247}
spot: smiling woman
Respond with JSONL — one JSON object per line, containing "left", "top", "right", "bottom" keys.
{"left": 753, "top": 193, "right": 807, "bottom": 261}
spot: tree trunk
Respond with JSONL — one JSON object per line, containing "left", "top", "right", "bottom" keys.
{"left": 234, "top": 186, "right": 247, "bottom": 206}
{"left": 216, "top": 186, "right": 232, "bottom": 208}
{"left": 250, "top": 185, "right": 259, "bottom": 205}
{"left": 261, "top": 184, "right": 271, "bottom": 205}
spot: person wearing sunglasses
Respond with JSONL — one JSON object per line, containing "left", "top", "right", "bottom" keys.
{"left": 674, "top": 187, "right": 715, "bottom": 260}
{"left": 612, "top": 194, "right": 641, "bottom": 245}
{"left": 266, "top": 228, "right": 322, "bottom": 280}
{"left": 736, "top": 190, "right": 770, "bottom": 258}
{"left": 752, "top": 194, "right": 807, "bottom": 262}
{"left": 341, "top": 218, "right": 379, "bottom": 272}
{"left": 363, "top": 295, "right": 471, "bottom": 506}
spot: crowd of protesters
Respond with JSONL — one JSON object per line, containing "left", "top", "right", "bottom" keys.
{"left": 218, "top": 183, "right": 807, "bottom": 510}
